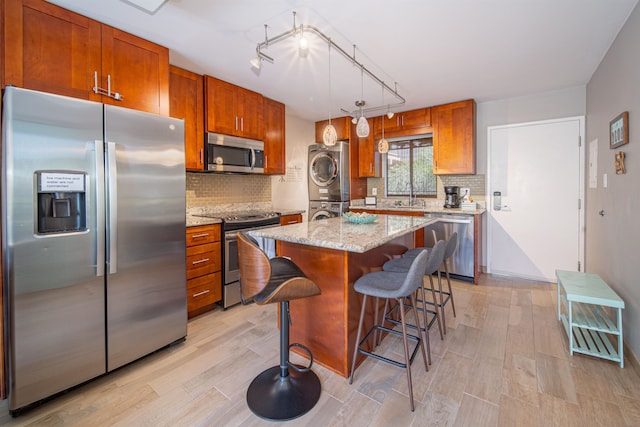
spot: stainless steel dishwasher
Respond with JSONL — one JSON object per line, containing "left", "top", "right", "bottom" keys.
{"left": 424, "top": 212, "right": 474, "bottom": 282}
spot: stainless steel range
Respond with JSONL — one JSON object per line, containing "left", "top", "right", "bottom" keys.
{"left": 194, "top": 211, "right": 281, "bottom": 308}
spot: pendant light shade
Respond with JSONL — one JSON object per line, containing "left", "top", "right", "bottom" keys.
{"left": 322, "top": 42, "right": 337, "bottom": 146}
{"left": 356, "top": 116, "right": 370, "bottom": 138}
{"left": 323, "top": 124, "right": 338, "bottom": 145}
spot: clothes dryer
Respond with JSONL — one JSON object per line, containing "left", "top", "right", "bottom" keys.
{"left": 309, "top": 201, "right": 349, "bottom": 221}
{"left": 308, "top": 141, "right": 349, "bottom": 201}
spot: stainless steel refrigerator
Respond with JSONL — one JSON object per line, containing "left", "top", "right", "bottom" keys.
{"left": 1, "top": 87, "right": 187, "bottom": 413}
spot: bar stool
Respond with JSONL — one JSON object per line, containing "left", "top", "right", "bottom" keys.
{"left": 237, "top": 232, "right": 322, "bottom": 421}
{"left": 381, "top": 240, "right": 447, "bottom": 348}
{"left": 401, "top": 233, "right": 458, "bottom": 333}
{"left": 349, "top": 250, "right": 430, "bottom": 412}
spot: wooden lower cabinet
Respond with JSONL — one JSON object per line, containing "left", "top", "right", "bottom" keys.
{"left": 186, "top": 224, "right": 222, "bottom": 318}
{"left": 280, "top": 213, "right": 302, "bottom": 225}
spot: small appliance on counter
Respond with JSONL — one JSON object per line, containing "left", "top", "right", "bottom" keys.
{"left": 365, "top": 196, "right": 377, "bottom": 207}
{"left": 444, "top": 186, "right": 460, "bottom": 208}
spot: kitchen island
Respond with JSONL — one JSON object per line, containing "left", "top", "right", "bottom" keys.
{"left": 250, "top": 215, "right": 435, "bottom": 377}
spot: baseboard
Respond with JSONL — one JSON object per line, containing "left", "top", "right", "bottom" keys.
{"left": 624, "top": 341, "right": 640, "bottom": 373}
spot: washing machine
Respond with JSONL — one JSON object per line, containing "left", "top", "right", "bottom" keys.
{"left": 308, "top": 141, "right": 349, "bottom": 201}
{"left": 309, "top": 201, "right": 349, "bottom": 221}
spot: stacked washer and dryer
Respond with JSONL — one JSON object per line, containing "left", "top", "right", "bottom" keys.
{"left": 308, "top": 141, "right": 350, "bottom": 220}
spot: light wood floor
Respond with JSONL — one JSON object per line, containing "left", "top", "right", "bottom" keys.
{"left": 1, "top": 274, "right": 639, "bottom": 426}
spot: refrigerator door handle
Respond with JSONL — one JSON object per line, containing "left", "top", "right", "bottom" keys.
{"left": 95, "top": 140, "right": 106, "bottom": 277}
{"left": 107, "top": 141, "right": 118, "bottom": 274}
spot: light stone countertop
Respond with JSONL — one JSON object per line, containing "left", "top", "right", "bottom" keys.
{"left": 186, "top": 215, "right": 222, "bottom": 227}
{"left": 250, "top": 214, "right": 436, "bottom": 253}
{"left": 349, "top": 205, "right": 486, "bottom": 216}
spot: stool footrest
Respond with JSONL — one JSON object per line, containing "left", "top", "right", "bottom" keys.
{"left": 358, "top": 325, "right": 422, "bottom": 369}
{"left": 288, "top": 343, "right": 314, "bottom": 373}
{"left": 385, "top": 300, "right": 439, "bottom": 332}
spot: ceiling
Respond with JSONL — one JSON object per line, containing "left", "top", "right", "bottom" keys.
{"left": 48, "top": 0, "right": 639, "bottom": 122}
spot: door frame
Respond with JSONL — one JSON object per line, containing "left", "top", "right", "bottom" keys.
{"left": 486, "top": 116, "right": 586, "bottom": 280}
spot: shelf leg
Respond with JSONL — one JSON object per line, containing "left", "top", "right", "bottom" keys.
{"left": 568, "top": 301, "right": 574, "bottom": 356}
{"left": 618, "top": 308, "right": 624, "bottom": 368}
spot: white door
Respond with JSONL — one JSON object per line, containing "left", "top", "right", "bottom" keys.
{"left": 487, "top": 117, "right": 584, "bottom": 282}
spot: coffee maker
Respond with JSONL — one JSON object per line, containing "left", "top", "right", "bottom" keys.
{"left": 444, "top": 186, "right": 460, "bottom": 208}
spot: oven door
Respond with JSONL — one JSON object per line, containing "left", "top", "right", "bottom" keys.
{"left": 223, "top": 225, "right": 278, "bottom": 308}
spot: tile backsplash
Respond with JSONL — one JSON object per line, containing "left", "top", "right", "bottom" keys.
{"left": 186, "top": 172, "right": 272, "bottom": 208}
{"left": 367, "top": 174, "right": 486, "bottom": 202}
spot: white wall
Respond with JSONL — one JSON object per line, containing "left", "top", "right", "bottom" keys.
{"left": 477, "top": 86, "right": 587, "bottom": 175}
{"left": 271, "top": 110, "right": 315, "bottom": 222}
{"left": 476, "top": 87, "right": 586, "bottom": 268}
{"left": 586, "top": 1, "right": 640, "bottom": 361}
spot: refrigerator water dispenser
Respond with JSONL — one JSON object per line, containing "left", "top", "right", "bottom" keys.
{"left": 36, "top": 171, "right": 87, "bottom": 234}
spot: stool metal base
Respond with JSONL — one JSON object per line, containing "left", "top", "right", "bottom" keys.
{"left": 247, "top": 365, "right": 321, "bottom": 421}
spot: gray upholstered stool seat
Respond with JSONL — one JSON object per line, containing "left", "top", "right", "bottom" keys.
{"left": 381, "top": 241, "right": 447, "bottom": 343}
{"left": 349, "top": 250, "right": 430, "bottom": 412}
{"left": 395, "top": 233, "right": 459, "bottom": 333}
{"left": 402, "top": 246, "right": 428, "bottom": 259}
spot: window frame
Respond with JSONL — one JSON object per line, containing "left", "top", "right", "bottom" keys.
{"left": 383, "top": 134, "right": 436, "bottom": 198}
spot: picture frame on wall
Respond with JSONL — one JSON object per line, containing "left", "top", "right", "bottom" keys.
{"left": 610, "top": 111, "right": 629, "bottom": 149}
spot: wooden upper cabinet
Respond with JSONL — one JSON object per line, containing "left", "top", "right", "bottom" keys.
{"left": 357, "top": 132, "right": 381, "bottom": 177}
{"left": 432, "top": 99, "right": 476, "bottom": 175}
{"left": 263, "top": 97, "right": 286, "bottom": 174}
{"left": 204, "top": 76, "right": 264, "bottom": 140}
{"left": 170, "top": 66, "right": 204, "bottom": 171}
{"left": 100, "top": 25, "right": 169, "bottom": 115}
{"left": 2, "top": 0, "right": 169, "bottom": 115}
{"left": 3, "top": 0, "right": 101, "bottom": 100}
{"left": 373, "top": 107, "right": 431, "bottom": 139}
{"left": 314, "top": 116, "right": 351, "bottom": 143}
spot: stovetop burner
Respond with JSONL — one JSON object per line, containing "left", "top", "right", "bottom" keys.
{"left": 222, "top": 211, "right": 280, "bottom": 223}
{"left": 194, "top": 211, "right": 281, "bottom": 230}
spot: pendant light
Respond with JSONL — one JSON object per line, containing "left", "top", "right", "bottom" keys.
{"left": 355, "top": 66, "right": 370, "bottom": 138}
{"left": 322, "top": 42, "right": 337, "bottom": 146}
{"left": 378, "top": 83, "right": 389, "bottom": 154}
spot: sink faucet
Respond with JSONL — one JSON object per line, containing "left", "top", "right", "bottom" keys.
{"left": 408, "top": 183, "right": 414, "bottom": 206}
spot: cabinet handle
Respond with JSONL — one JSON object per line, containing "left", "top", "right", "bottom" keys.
{"left": 401, "top": 115, "right": 404, "bottom": 127}
{"left": 191, "top": 233, "right": 209, "bottom": 239}
{"left": 192, "top": 289, "right": 211, "bottom": 297}
{"left": 235, "top": 116, "right": 238, "bottom": 131}
{"left": 286, "top": 220, "right": 298, "bottom": 224}
{"left": 200, "top": 148, "right": 204, "bottom": 165}
{"left": 192, "top": 258, "right": 210, "bottom": 265}
{"left": 92, "top": 72, "right": 123, "bottom": 101}
{"left": 241, "top": 117, "right": 244, "bottom": 132}
{"left": 369, "top": 164, "right": 372, "bottom": 173}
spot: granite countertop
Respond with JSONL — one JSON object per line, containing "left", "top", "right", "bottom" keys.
{"left": 349, "top": 205, "right": 486, "bottom": 216}
{"left": 186, "top": 207, "right": 305, "bottom": 227}
{"left": 186, "top": 215, "right": 222, "bottom": 227}
{"left": 250, "top": 214, "right": 436, "bottom": 253}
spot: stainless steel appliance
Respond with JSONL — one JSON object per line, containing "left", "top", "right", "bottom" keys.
{"left": 193, "top": 211, "right": 281, "bottom": 308}
{"left": 423, "top": 213, "right": 474, "bottom": 281}
{"left": 207, "top": 132, "right": 265, "bottom": 173}
{"left": 308, "top": 141, "right": 349, "bottom": 201}
{"left": 2, "top": 87, "right": 187, "bottom": 414}
{"left": 309, "top": 200, "right": 348, "bottom": 220}
{"left": 444, "top": 186, "right": 460, "bottom": 208}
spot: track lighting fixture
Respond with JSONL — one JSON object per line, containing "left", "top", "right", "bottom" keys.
{"left": 251, "top": 11, "right": 405, "bottom": 116}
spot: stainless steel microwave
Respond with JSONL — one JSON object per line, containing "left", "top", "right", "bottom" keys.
{"left": 207, "top": 133, "right": 264, "bottom": 173}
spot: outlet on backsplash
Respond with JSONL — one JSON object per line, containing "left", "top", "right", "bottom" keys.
{"left": 460, "top": 187, "right": 470, "bottom": 200}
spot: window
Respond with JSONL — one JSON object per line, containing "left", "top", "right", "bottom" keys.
{"left": 385, "top": 136, "right": 436, "bottom": 197}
